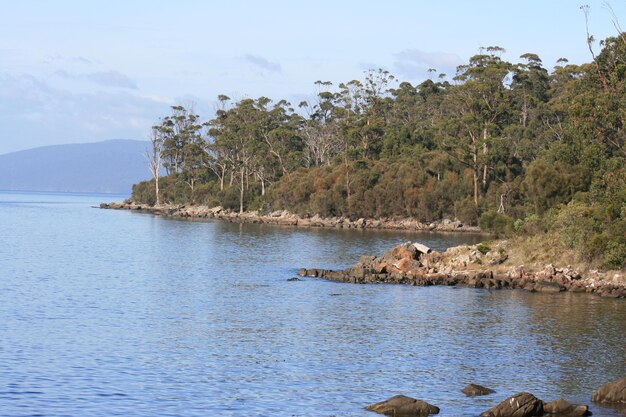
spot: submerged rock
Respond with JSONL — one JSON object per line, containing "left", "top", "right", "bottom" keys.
{"left": 591, "top": 376, "right": 626, "bottom": 403}
{"left": 543, "top": 398, "right": 590, "bottom": 416}
{"left": 462, "top": 383, "right": 495, "bottom": 396}
{"left": 480, "top": 392, "right": 543, "bottom": 417}
{"left": 365, "top": 395, "right": 440, "bottom": 416}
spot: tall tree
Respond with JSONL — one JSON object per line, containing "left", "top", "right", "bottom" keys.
{"left": 441, "top": 47, "right": 512, "bottom": 207}
{"left": 146, "top": 126, "right": 163, "bottom": 205}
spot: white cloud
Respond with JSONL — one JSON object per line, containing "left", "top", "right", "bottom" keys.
{"left": 394, "top": 49, "right": 462, "bottom": 79}
{"left": 242, "top": 54, "right": 282, "bottom": 74}
{"left": 0, "top": 73, "right": 168, "bottom": 154}
{"left": 55, "top": 69, "right": 138, "bottom": 89}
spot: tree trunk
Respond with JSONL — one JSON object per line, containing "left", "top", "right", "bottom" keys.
{"left": 482, "top": 128, "right": 488, "bottom": 190}
{"left": 473, "top": 170, "right": 479, "bottom": 208}
{"left": 472, "top": 142, "right": 479, "bottom": 208}
{"left": 239, "top": 167, "right": 245, "bottom": 214}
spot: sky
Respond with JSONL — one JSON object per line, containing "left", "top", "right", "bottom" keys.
{"left": 1, "top": 0, "right": 625, "bottom": 154}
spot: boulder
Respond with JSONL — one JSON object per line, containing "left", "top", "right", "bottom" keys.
{"left": 480, "top": 392, "right": 543, "bottom": 417}
{"left": 413, "top": 242, "right": 432, "bottom": 254}
{"left": 462, "top": 383, "right": 495, "bottom": 396}
{"left": 365, "top": 395, "right": 440, "bottom": 416}
{"left": 384, "top": 242, "right": 419, "bottom": 262}
{"left": 543, "top": 398, "right": 590, "bottom": 416}
{"left": 534, "top": 281, "right": 564, "bottom": 293}
{"left": 591, "top": 376, "right": 626, "bottom": 403}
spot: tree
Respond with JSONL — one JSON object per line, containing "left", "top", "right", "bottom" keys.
{"left": 300, "top": 81, "right": 342, "bottom": 167}
{"left": 156, "top": 105, "right": 204, "bottom": 175}
{"left": 441, "top": 47, "right": 512, "bottom": 208}
{"left": 146, "top": 126, "right": 163, "bottom": 206}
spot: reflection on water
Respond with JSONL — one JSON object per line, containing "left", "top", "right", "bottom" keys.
{"left": 0, "top": 191, "right": 624, "bottom": 416}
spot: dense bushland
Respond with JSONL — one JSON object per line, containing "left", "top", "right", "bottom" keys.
{"left": 132, "top": 35, "right": 626, "bottom": 269}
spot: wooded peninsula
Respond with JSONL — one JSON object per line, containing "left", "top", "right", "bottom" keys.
{"left": 130, "top": 34, "right": 626, "bottom": 271}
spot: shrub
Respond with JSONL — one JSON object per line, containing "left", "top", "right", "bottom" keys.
{"left": 131, "top": 180, "right": 156, "bottom": 205}
{"left": 479, "top": 210, "right": 514, "bottom": 236}
{"left": 476, "top": 243, "right": 491, "bottom": 254}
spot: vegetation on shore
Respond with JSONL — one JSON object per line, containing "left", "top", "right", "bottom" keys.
{"left": 131, "top": 32, "right": 626, "bottom": 270}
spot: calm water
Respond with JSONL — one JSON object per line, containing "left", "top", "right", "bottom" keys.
{"left": 1, "top": 191, "right": 625, "bottom": 417}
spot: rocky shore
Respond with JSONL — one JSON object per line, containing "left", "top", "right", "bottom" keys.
{"left": 298, "top": 241, "right": 626, "bottom": 298}
{"left": 99, "top": 201, "right": 482, "bottom": 233}
{"left": 365, "top": 376, "right": 626, "bottom": 416}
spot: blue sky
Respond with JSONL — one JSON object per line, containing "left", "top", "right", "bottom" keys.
{"left": 1, "top": 0, "right": 625, "bottom": 154}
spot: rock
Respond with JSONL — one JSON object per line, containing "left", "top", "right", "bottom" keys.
{"left": 297, "top": 268, "right": 307, "bottom": 276}
{"left": 413, "top": 242, "right": 432, "bottom": 254}
{"left": 287, "top": 277, "right": 302, "bottom": 282}
{"left": 384, "top": 242, "right": 419, "bottom": 262}
{"left": 591, "top": 376, "right": 626, "bottom": 403}
{"left": 543, "top": 398, "right": 590, "bottom": 416}
{"left": 480, "top": 392, "right": 543, "bottom": 417}
{"left": 534, "top": 281, "right": 564, "bottom": 293}
{"left": 359, "top": 255, "right": 379, "bottom": 267}
{"left": 365, "top": 395, "right": 440, "bottom": 416}
{"left": 391, "top": 257, "right": 422, "bottom": 273}
{"left": 462, "top": 383, "right": 495, "bottom": 396}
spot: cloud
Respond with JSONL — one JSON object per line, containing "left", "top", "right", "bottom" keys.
{"left": 243, "top": 54, "right": 282, "bottom": 73}
{"left": 358, "top": 62, "right": 388, "bottom": 72}
{"left": 75, "top": 56, "right": 93, "bottom": 65}
{"left": 43, "top": 54, "right": 96, "bottom": 66}
{"left": 55, "top": 70, "right": 138, "bottom": 89}
{"left": 0, "top": 73, "right": 167, "bottom": 154}
{"left": 394, "top": 49, "right": 462, "bottom": 78}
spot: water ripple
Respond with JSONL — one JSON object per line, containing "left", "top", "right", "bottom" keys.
{"left": 0, "top": 191, "right": 624, "bottom": 416}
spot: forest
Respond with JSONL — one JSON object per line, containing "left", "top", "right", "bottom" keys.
{"left": 132, "top": 34, "right": 626, "bottom": 269}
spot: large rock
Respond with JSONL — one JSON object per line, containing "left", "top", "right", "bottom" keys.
{"left": 365, "top": 395, "right": 440, "bottom": 416}
{"left": 543, "top": 398, "right": 590, "bottom": 416}
{"left": 383, "top": 243, "right": 419, "bottom": 262}
{"left": 591, "top": 376, "right": 626, "bottom": 403}
{"left": 462, "top": 383, "right": 495, "bottom": 396}
{"left": 480, "top": 392, "right": 543, "bottom": 417}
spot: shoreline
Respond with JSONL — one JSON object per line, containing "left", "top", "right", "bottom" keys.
{"left": 99, "top": 201, "right": 485, "bottom": 234}
{"left": 99, "top": 201, "right": 625, "bottom": 298}
{"left": 298, "top": 241, "right": 626, "bottom": 299}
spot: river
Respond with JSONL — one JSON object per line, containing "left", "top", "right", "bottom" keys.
{"left": 1, "top": 191, "right": 624, "bottom": 416}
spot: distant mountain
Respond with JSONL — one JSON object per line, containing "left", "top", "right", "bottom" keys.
{"left": 0, "top": 139, "right": 152, "bottom": 194}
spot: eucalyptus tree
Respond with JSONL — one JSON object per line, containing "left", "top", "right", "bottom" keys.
{"left": 440, "top": 47, "right": 513, "bottom": 208}
{"left": 300, "top": 81, "right": 342, "bottom": 167}
{"left": 155, "top": 105, "right": 205, "bottom": 175}
{"left": 146, "top": 126, "right": 163, "bottom": 205}
{"left": 260, "top": 99, "right": 304, "bottom": 178}
{"left": 208, "top": 98, "right": 258, "bottom": 213}
{"left": 207, "top": 96, "right": 303, "bottom": 212}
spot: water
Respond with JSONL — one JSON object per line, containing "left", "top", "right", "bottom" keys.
{"left": 1, "top": 191, "right": 625, "bottom": 417}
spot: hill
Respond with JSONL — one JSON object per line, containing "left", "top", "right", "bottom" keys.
{"left": 0, "top": 139, "right": 151, "bottom": 194}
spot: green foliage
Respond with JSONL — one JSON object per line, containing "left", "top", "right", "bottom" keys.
{"left": 522, "top": 159, "right": 589, "bottom": 214}
{"left": 132, "top": 34, "right": 626, "bottom": 270}
{"left": 476, "top": 243, "right": 491, "bottom": 255}
{"left": 479, "top": 210, "right": 514, "bottom": 236}
{"left": 132, "top": 180, "right": 156, "bottom": 205}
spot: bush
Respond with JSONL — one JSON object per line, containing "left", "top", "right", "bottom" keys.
{"left": 479, "top": 210, "right": 514, "bottom": 236}
{"left": 476, "top": 243, "right": 491, "bottom": 254}
{"left": 131, "top": 180, "right": 156, "bottom": 205}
